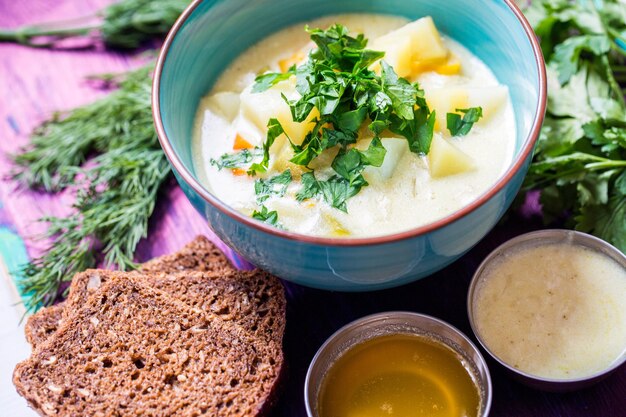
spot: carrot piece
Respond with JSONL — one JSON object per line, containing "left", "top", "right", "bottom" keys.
{"left": 231, "top": 168, "right": 247, "bottom": 176}
{"left": 233, "top": 134, "right": 253, "bottom": 150}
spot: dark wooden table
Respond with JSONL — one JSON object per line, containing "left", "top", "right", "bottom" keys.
{"left": 0, "top": 1, "right": 624, "bottom": 415}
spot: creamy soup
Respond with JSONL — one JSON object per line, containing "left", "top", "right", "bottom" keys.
{"left": 193, "top": 14, "right": 515, "bottom": 238}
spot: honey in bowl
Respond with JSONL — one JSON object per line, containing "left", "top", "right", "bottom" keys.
{"left": 317, "top": 333, "right": 481, "bottom": 417}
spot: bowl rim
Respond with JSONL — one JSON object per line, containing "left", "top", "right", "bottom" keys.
{"left": 466, "top": 229, "right": 626, "bottom": 385}
{"left": 303, "top": 311, "right": 492, "bottom": 417}
{"left": 152, "top": 0, "right": 547, "bottom": 247}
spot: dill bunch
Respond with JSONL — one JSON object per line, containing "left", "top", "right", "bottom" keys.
{"left": 13, "top": 64, "right": 171, "bottom": 311}
{"left": 0, "top": 0, "right": 189, "bottom": 49}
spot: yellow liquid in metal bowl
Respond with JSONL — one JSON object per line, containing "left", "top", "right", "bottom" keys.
{"left": 318, "top": 334, "right": 480, "bottom": 417}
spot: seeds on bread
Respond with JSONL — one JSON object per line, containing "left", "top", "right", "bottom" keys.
{"left": 65, "top": 268, "right": 286, "bottom": 347}
{"left": 24, "top": 303, "right": 65, "bottom": 347}
{"left": 14, "top": 275, "right": 282, "bottom": 417}
{"left": 25, "top": 235, "right": 236, "bottom": 348}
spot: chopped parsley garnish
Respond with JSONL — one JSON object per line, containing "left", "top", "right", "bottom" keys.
{"left": 254, "top": 169, "right": 292, "bottom": 203}
{"left": 247, "top": 23, "right": 436, "bottom": 213}
{"left": 296, "top": 172, "right": 364, "bottom": 213}
{"left": 248, "top": 118, "right": 286, "bottom": 174}
{"left": 446, "top": 107, "right": 483, "bottom": 136}
{"left": 213, "top": 24, "right": 443, "bottom": 226}
{"left": 210, "top": 148, "right": 262, "bottom": 170}
{"left": 251, "top": 205, "right": 281, "bottom": 227}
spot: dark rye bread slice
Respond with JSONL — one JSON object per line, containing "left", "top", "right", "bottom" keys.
{"left": 139, "top": 235, "right": 233, "bottom": 274}
{"left": 25, "top": 236, "right": 234, "bottom": 348}
{"left": 64, "top": 269, "right": 286, "bottom": 347}
{"left": 24, "top": 303, "right": 65, "bottom": 347}
{"left": 14, "top": 276, "right": 281, "bottom": 417}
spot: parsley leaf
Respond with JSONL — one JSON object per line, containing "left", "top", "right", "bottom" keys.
{"left": 251, "top": 205, "right": 281, "bottom": 227}
{"left": 521, "top": 0, "right": 626, "bottom": 252}
{"left": 389, "top": 108, "right": 436, "bottom": 154}
{"left": 295, "top": 171, "right": 363, "bottom": 212}
{"left": 210, "top": 148, "right": 262, "bottom": 170}
{"left": 552, "top": 35, "right": 611, "bottom": 84}
{"left": 381, "top": 61, "right": 418, "bottom": 120}
{"left": 318, "top": 175, "right": 364, "bottom": 212}
{"left": 446, "top": 107, "right": 483, "bottom": 136}
{"left": 252, "top": 68, "right": 295, "bottom": 93}
{"left": 248, "top": 118, "right": 287, "bottom": 175}
{"left": 254, "top": 169, "right": 292, "bottom": 203}
{"left": 295, "top": 172, "right": 319, "bottom": 201}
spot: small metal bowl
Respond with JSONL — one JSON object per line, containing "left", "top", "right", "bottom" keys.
{"left": 304, "top": 311, "right": 492, "bottom": 417}
{"left": 467, "top": 229, "right": 626, "bottom": 392}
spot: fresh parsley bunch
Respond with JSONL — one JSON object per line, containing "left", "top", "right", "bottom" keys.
{"left": 523, "top": 0, "right": 626, "bottom": 252}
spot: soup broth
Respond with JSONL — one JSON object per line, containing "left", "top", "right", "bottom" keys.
{"left": 193, "top": 14, "right": 515, "bottom": 237}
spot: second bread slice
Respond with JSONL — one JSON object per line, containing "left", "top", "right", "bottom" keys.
{"left": 14, "top": 275, "right": 282, "bottom": 417}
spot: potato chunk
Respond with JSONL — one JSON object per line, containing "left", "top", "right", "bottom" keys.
{"left": 240, "top": 78, "right": 319, "bottom": 147}
{"left": 370, "top": 17, "right": 449, "bottom": 77}
{"left": 362, "top": 137, "right": 409, "bottom": 182}
{"left": 204, "top": 92, "right": 240, "bottom": 122}
{"left": 428, "top": 134, "right": 474, "bottom": 178}
{"left": 426, "top": 86, "right": 509, "bottom": 131}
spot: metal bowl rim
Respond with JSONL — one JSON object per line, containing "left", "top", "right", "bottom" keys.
{"left": 467, "top": 229, "right": 626, "bottom": 385}
{"left": 304, "top": 311, "right": 493, "bottom": 417}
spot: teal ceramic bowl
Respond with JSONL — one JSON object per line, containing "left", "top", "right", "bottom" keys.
{"left": 153, "top": 0, "right": 546, "bottom": 291}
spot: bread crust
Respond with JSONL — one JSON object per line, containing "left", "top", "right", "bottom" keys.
{"left": 14, "top": 275, "right": 283, "bottom": 417}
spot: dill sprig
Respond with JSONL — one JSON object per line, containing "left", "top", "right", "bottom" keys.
{"left": 0, "top": 0, "right": 188, "bottom": 49}
{"left": 13, "top": 64, "right": 171, "bottom": 311}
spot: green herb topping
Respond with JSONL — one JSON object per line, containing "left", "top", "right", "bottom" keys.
{"left": 210, "top": 148, "right": 262, "bottom": 170}
{"left": 255, "top": 169, "right": 292, "bottom": 203}
{"left": 240, "top": 24, "right": 437, "bottom": 219}
{"left": 251, "top": 205, "right": 281, "bottom": 227}
{"left": 446, "top": 107, "right": 483, "bottom": 137}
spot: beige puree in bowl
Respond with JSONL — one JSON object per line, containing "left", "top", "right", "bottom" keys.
{"left": 473, "top": 242, "right": 626, "bottom": 380}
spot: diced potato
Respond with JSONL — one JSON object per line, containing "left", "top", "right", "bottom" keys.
{"left": 370, "top": 17, "right": 449, "bottom": 77}
{"left": 370, "top": 33, "right": 414, "bottom": 77}
{"left": 426, "top": 87, "right": 470, "bottom": 131}
{"left": 409, "top": 17, "right": 449, "bottom": 62}
{"left": 308, "top": 146, "right": 340, "bottom": 171}
{"left": 322, "top": 213, "right": 351, "bottom": 237}
{"left": 271, "top": 145, "right": 309, "bottom": 180}
{"left": 426, "top": 86, "right": 509, "bottom": 131}
{"left": 365, "top": 138, "right": 409, "bottom": 181}
{"left": 413, "top": 53, "right": 461, "bottom": 75}
{"left": 468, "top": 86, "right": 508, "bottom": 122}
{"left": 428, "top": 134, "right": 474, "bottom": 178}
{"left": 362, "top": 137, "right": 409, "bottom": 182}
{"left": 205, "top": 92, "right": 240, "bottom": 122}
{"left": 240, "top": 79, "right": 318, "bottom": 149}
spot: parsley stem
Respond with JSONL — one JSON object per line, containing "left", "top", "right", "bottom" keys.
{"left": 600, "top": 55, "right": 626, "bottom": 109}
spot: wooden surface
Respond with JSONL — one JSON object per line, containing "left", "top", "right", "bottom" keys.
{"left": 0, "top": 1, "right": 624, "bottom": 416}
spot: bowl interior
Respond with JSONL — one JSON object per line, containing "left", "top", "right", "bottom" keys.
{"left": 158, "top": 0, "right": 541, "bottom": 186}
